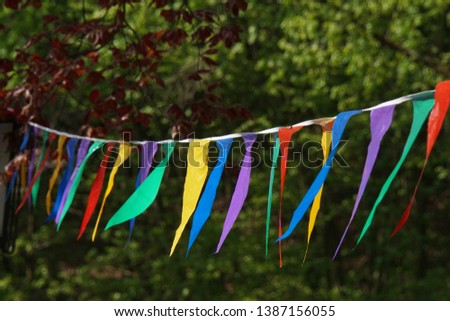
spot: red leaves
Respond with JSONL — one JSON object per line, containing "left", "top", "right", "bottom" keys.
{"left": 166, "top": 104, "right": 184, "bottom": 119}
{"left": 4, "top": 0, "right": 21, "bottom": 10}
{"left": 153, "top": 0, "right": 169, "bottom": 8}
{"left": 153, "top": 75, "right": 166, "bottom": 88}
{"left": 0, "top": 0, "right": 249, "bottom": 138}
{"left": 112, "top": 88, "right": 126, "bottom": 101}
{"left": 193, "top": 10, "right": 215, "bottom": 23}
{"left": 225, "top": 0, "right": 248, "bottom": 16}
{"left": 192, "top": 26, "right": 213, "bottom": 43}
{"left": 161, "top": 29, "right": 188, "bottom": 46}
{"left": 207, "top": 83, "right": 220, "bottom": 92}
{"left": 224, "top": 105, "right": 252, "bottom": 121}
{"left": 190, "top": 101, "right": 215, "bottom": 125}
{"left": 89, "top": 89, "right": 100, "bottom": 104}
{"left": 0, "top": 59, "right": 13, "bottom": 73}
{"left": 182, "top": 11, "right": 193, "bottom": 23}
{"left": 31, "top": 0, "right": 42, "bottom": 9}
{"left": 187, "top": 72, "right": 202, "bottom": 81}
{"left": 210, "top": 25, "right": 242, "bottom": 48}
{"left": 4, "top": 0, "right": 42, "bottom": 10}
{"left": 161, "top": 9, "right": 193, "bottom": 24}
{"left": 203, "top": 57, "right": 218, "bottom": 66}
{"left": 161, "top": 9, "right": 178, "bottom": 23}
{"left": 87, "top": 71, "right": 104, "bottom": 85}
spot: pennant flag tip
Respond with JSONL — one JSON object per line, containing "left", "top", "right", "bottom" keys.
{"left": 331, "top": 253, "right": 338, "bottom": 261}
{"left": 391, "top": 223, "right": 404, "bottom": 238}
{"left": 392, "top": 203, "right": 413, "bottom": 237}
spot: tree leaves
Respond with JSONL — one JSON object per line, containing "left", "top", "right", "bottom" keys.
{"left": 89, "top": 89, "right": 100, "bottom": 104}
{"left": 0, "top": 0, "right": 249, "bottom": 138}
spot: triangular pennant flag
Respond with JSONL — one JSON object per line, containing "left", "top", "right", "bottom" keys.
{"left": 187, "top": 138, "right": 232, "bottom": 255}
{"left": 15, "top": 133, "right": 56, "bottom": 215}
{"left": 78, "top": 142, "right": 114, "bottom": 239}
{"left": 333, "top": 105, "right": 395, "bottom": 259}
{"left": 303, "top": 120, "right": 333, "bottom": 263}
{"left": 31, "top": 130, "right": 49, "bottom": 207}
{"left": 277, "top": 126, "right": 302, "bottom": 266}
{"left": 356, "top": 99, "right": 434, "bottom": 246}
{"left": 26, "top": 127, "right": 39, "bottom": 207}
{"left": 104, "top": 142, "right": 176, "bottom": 230}
{"left": 216, "top": 134, "right": 257, "bottom": 253}
{"left": 56, "top": 141, "right": 104, "bottom": 230}
{"left": 48, "top": 138, "right": 77, "bottom": 221}
{"left": 92, "top": 143, "right": 132, "bottom": 241}
{"left": 46, "top": 135, "right": 67, "bottom": 214}
{"left": 265, "top": 133, "right": 280, "bottom": 256}
{"left": 277, "top": 110, "right": 362, "bottom": 242}
{"left": 392, "top": 81, "right": 450, "bottom": 236}
{"left": 170, "top": 140, "right": 210, "bottom": 255}
{"left": 54, "top": 139, "right": 92, "bottom": 225}
{"left": 128, "top": 142, "right": 158, "bottom": 241}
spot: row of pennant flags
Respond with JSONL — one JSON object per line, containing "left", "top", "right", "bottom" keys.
{"left": 4, "top": 81, "right": 450, "bottom": 265}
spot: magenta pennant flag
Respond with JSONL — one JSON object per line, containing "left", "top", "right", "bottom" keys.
{"left": 333, "top": 105, "right": 396, "bottom": 259}
{"left": 216, "top": 134, "right": 257, "bottom": 253}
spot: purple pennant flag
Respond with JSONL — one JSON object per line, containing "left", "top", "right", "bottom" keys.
{"left": 55, "top": 140, "right": 91, "bottom": 224}
{"left": 333, "top": 105, "right": 396, "bottom": 259}
{"left": 216, "top": 134, "right": 257, "bottom": 253}
{"left": 139, "top": 142, "right": 158, "bottom": 185}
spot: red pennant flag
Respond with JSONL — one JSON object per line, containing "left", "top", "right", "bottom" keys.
{"left": 77, "top": 142, "right": 113, "bottom": 239}
{"left": 392, "top": 80, "right": 450, "bottom": 236}
{"left": 278, "top": 126, "right": 302, "bottom": 267}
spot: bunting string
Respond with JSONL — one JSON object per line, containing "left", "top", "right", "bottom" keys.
{"left": 27, "top": 91, "right": 434, "bottom": 145}
{"left": 3, "top": 84, "right": 449, "bottom": 264}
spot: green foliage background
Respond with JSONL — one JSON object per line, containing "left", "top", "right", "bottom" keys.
{"left": 1, "top": 0, "right": 449, "bottom": 300}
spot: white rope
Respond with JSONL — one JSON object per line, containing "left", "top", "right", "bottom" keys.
{"left": 28, "top": 90, "right": 435, "bottom": 145}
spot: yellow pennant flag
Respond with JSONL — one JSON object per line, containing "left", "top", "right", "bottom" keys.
{"left": 46, "top": 135, "right": 67, "bottom": 214}
{"left": 304, "top": 123, "right": 333, "bottom": 263}
{"left": 92, "top": 143, "right": 131, "bottom": 241}
{"left": 170, "top": 140, "right": 210, "bottom": 256}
